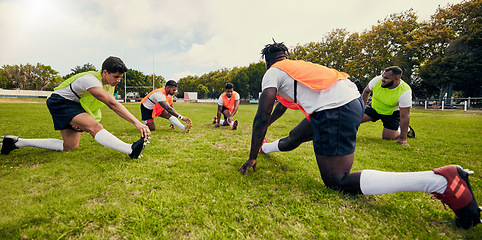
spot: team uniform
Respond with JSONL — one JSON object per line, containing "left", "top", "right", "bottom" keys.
{"left": 218, "top": 91, "right": 240, "bottom": 114}
{"left": 263, "top": 59, "right": 361, "bottom": 156}
{"left": 1, "top": 70, "right": 148, "bottom": 159}
{"left": 364, "top": 75, "right": 412, "bottom": 130}
{"left": 214, "top": 90, "right": 239, "bottom": 130}
{"left": 249, "top": 59, "right": 481, "bottom": 229}
{"left": 48, "top": 71, "right": 109, "bottom": 130}
{"left": 140, "top": 87, "right": 191, "bottom": 132}
{"left": 141, "top": 88, "right": 173, "bottom": 121}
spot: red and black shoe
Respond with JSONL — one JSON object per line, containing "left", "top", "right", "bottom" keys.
{"left": 432, "top": 165, "right": 481, "bottom": 229}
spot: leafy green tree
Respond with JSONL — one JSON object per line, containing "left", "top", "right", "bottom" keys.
{"left": 0, "top": 63, "right": 60, "bottom": 90}
{"left": 63, "top": 63, "right": 97, "bottom": 80}
{"left": 417, "top": 0, "right": 482, "bottom": 99}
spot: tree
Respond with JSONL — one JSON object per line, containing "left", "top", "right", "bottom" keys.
{"left": 417, "top": 0, "right": 482, "bottom": 99}
{"left": 0, "top": 63, "right": 60, "bottom": 90}
{"left": 63, "top": 63, "right": 97, "bottom": 80}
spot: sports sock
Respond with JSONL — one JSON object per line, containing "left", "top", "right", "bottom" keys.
{"left": 219, "top": 120, "right": 225, "bottom": 125}
{"left": 15, "top": 138, "right": 64, "bottom": 151}
{"left": 94, "top": 129, "right": 132, "bottom": 154}
{"left": 169, "top": 116, "right": 185, "bottom": 131}
{"left": 360, "top": 170, "right": 447, "bottom": 195}
{"left": 261, "top": 139, "right": 280, "bottom": 154}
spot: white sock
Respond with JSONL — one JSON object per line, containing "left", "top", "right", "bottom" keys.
{"left": 169, "top": 116, "right": 185, "bottom": 131}
{"left": 360, "top": 170, "right": 447, "bottom": 195}
{"left": 15, "top": 138, "right": 64, "bottom": 151}
{"left": 94, "top": 129, "right": 132, "bottom": 154}
{"left": 261, "top": 139, "right": 280, "bottom": 153}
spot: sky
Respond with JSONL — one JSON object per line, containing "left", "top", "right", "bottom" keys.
{"left": 0, "top": 0, "right": 464, "bottom": 81}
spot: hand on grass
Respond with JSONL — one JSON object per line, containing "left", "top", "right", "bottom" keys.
{"left": 396, "top": 139, "right": 410, "bottom": 147}
{"left": 237, "top": 159, "right": 257, "bottom": 174}
{"left": 182, "top": 117, "right": 192, "bottom": 124}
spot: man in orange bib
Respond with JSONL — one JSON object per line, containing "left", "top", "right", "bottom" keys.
{"left": 213, "top": 83, "right": 240, "bottom": 130}
{"left": 237, "top": 40, "right": 480, "bottom": 229}
{"left": 140, "top": 80, "right": 192, "bottom": 133}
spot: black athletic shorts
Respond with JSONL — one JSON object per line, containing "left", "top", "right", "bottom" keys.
{"left": 364, "top": 106, "right": 400, "bottom": 131}
{"left": 310, "top": 97, "right": 364, "bottom": 156}
{"left": 140, "top": 104, "right": 154, "bottom": 121}
{"left": 46, "top": 93, "right": 86, "bottom": 130}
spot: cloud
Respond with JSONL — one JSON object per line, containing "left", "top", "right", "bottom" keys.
{"left": 0, "top": 0, "right": 464, "bottom": 81}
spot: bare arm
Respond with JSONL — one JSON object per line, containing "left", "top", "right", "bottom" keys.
{"left": 215, "top": 104, "right": 223, "bottom": 127}
{"left": 238, "top": 87, "right": 277, "bottom": 174}
{"left": 88, "top": 86, "right": 150, "bottom": 137}
{"left": 396, "top": 107, "right": 410, "bottom": 146}
{"left": 159, "top": 101, "right": 191, "bottom": 123}
{"left": 361, "top": 85, "right": 372, "bottom": 107}
{"left": 231, "top": 99, "right": 240, "bottom": 117}
{"left": 268, "top": 102, "right": 287, "bottom": 126}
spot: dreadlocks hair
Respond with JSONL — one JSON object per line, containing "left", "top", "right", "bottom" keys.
{"left": 261, "top": 39, "right": 289, "bottom": 65}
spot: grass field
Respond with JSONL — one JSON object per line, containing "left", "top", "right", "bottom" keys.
{"left": 0, "top": 99, "right": 481, "bottom": 239}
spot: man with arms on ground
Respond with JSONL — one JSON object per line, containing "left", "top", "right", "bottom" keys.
{"left": 213, "top": 83, "right": 239, "bottom": 130}
{"left": 1, "top": 56, "right": 150, "bottom": 159}
{"left": 140, "top": 80, "right": 192, "bottom": 133}
{"left": 238, "top": 40, "right": 481, "bottom": 229}
{"left": 361, "top": 66, "right": 415, "bottom": 146}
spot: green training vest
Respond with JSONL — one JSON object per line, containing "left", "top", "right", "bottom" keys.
{"left": 372, "top": 78, "right": 411, "bottom": 115}
{"left": 54, "top": 71, "right": 115, "bottom": 122}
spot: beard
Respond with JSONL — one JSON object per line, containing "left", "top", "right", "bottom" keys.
{"left": 381, "top": 81, "right": 394, "bottom": 88}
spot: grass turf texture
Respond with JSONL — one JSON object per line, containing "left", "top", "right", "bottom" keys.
{"left": 0, "top": 100, "right": 481, "bottom": 239}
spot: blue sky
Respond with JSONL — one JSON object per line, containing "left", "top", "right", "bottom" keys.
{"left": 0, "top": 0, "right": 463, "bottom": 81}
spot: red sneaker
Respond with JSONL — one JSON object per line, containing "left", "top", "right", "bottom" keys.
{"left": 258, "top": 138, "right": 268, "bottom": 154}
{"left": 212, "top": 117, "right": 217, "bottom": 124}
{"left": 432, "top": 165, "right": 481, "bottom": 229}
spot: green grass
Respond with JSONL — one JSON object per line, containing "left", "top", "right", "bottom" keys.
{"left": 0, "top": 100, "right": 481, "bottom": 239}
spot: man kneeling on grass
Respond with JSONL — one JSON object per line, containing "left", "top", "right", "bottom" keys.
{"left": 213, "top": 83, "right": 240, "bottom": 130}
{"left": 238, "top": 40, "right": 481, "bottom": 230}
{"left": 1, "top": 56, "right": 150, "bottom": 159}
{"left": 140, "top": 80, "right": 192, "bottom": 133}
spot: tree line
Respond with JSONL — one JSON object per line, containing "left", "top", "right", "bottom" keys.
{"left": 1, "top": 0, "right": 480, "bottom": 101}
{"left": 0, "top": 62, "right": 164, "bottom": 98}
{"left": 177, "top": 0, "right": 481, "bottom": 100}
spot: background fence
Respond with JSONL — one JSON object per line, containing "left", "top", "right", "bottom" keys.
{"left": 413, "top": 97, "right": 482, "bottom": 110}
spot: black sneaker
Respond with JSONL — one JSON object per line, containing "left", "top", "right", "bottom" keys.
{"left": 432, "top": 165, "right": 481, "bottom": 229}
{"left": 232, "top": 120, "right": 238, "bottom": 130}
{"left": 407, "top": 126, "right": 415, "bottom": 138}
{"left": 129, "top": 137, "right": 148, "bottom": 159}
{"left": 1, "top": 135, "right": 19, "bottom": 155}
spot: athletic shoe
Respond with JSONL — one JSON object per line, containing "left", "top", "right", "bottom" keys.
{"left": 129, "top": 136, "right": 149, "bottom": 159}
{"left": 1, "top": 135, "right": 19, "bottom": 155}
{"left": 432, "top": 165, "right": 481, "bottom": 229}
{"left": 232, "top": 120, "right": 238, "bottom": 130}
{"left": 259, "top": 138, "right": 268, "bottom": 154}
{"left": 184, "top": 122, "right": 192, "bottom": 133}
{"left": 212, "top": 117, "right": 217, "bottom": 124}
{"left": 407, "top": 126, "right": 415, "bottom": 138}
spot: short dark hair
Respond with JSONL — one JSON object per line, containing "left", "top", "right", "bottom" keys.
{"left": 166, "top": 80, "right": 178, "bottom": 87}
{"left": 102, "top": 56, "right": 127, "bottom": 74}
{"left": 225, "top": 83, "right": 234, "bottom": 90}
{"left": 384, "top": 66, "right": 403, "bottom": 76}
{"left": 261, "top": 40, "right": 289, "bottom": 64}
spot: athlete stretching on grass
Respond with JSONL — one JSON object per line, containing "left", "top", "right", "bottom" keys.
{"left": 1, "top": 56, "right": 150, "bottom": 159}
{"left": 238, "top": 40, "right": 481, "bottom": 229}
{"left": 361, "top": 66, "right": 415, "bottom": 147}
{"left": 140, "top": 80, "right": 192, "bottom": 133}
{"left": 213, "top": 83, "right": 240, "bottom": 130}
